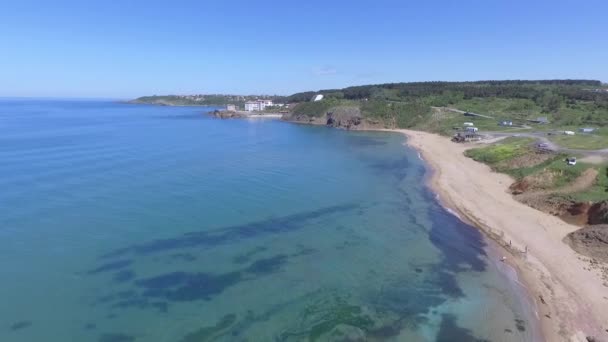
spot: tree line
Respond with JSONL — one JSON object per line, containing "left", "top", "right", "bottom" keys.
{"left": 286, "top": 80, "right": 608, "bottom": 110}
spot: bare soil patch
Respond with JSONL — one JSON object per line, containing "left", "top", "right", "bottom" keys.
{"left": 565, "top": 225, "right": 608, "bottom": 264}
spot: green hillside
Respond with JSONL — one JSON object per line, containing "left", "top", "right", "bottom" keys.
{"left": 288, "top": 80, "right": 608, "bottom": 133}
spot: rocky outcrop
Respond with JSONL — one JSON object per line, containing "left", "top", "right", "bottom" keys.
{"left": 567, "top": 201, "right": 593, "bottom": 216}
{"left": 210, "top": 110, "right": 247, "bottom": 119}
{"left": 281, "top": 113, "right": 327, "bottom": 125}
{"left": 565, "top": 225, "right": 608, "bottom": 263}
{"left": 325, "top": 106, "right": 362, "bottom": 128}
{"left": 509, "top": 179, "right": 530, "bottom": 195}
{"left": 282, "top": 106, "right": 386, "bottom": 130}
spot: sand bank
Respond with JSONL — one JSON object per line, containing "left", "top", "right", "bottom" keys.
{"left": 393, "top": 129, "right": 608, "bottom": 342}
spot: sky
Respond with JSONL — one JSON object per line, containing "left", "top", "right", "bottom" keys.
{"left": 1, "top": 0, "right": 607, "bottom": 98}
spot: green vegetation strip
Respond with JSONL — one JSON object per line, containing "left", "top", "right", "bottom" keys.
{"left": 465, "top": 137, "right": 534, "bottom": 165}
{"left": 549, "top": 134, "right": 608, "bottom": 150}
{"left": 465, "top": 137, "right": 608, "bottom": 201}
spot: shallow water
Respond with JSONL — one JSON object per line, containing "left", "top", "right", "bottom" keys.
{"left": 0, "top": 99, "right": 537, "bottom": 341}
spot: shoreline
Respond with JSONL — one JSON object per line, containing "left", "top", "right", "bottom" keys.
{"left": 238, "top": 111, "right": 283, "bottom": 119}
{"left": 389, "top": 129, "right": 607, "bottom": 342}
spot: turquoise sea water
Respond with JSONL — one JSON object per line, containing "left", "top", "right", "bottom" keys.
{"left": 0, "top": 100, "right": 538, "bottom": 341}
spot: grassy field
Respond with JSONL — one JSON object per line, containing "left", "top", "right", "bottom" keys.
{"left": 450, "top": 97, "right": 540, "bottom": 121}
{"left": 415, "top": 96, "right": 557, "bottom": 135}
{"left": 570, "top": 166, "right": 608, "bottom": 202}
{"left": 417, "top": 109, "right": 532, "bottom": 135}
{"left": 465, "top": 137, "right": 534, "bottom": 165}
{"left": 447, "top": 97, "right": 608, "bottom": 128}
{"left": 418, "top": 97, "right": 608, "bottom": 148}
{"left": 548, "top": 128, "right": 608, "bottom": 150}
{"left": 465, "top": 137, "right": 607, "bottom": 197}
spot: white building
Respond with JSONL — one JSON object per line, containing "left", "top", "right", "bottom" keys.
{"left": 312, "top": 94, "right": 324, "bottom": 102}
{"left": 244, "top": 99, "right": 274, "bottom": 112}
{"left": 244, "top": 101, "right": 258, "bottom": 111}
{"left": 226, "top": 104, "right": 237, "bottom": 111}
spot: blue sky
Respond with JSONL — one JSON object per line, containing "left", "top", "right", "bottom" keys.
{"left": 1, "top": 0, "right": 607, "bottom": 98}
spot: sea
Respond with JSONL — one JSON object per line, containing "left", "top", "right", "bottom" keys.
{"left": 0, "top": 99, "right": 539, "bottom": 341}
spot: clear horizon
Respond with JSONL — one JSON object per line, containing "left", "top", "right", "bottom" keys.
{"left": 2, "top": 0, "right": 607, "bottom": 98}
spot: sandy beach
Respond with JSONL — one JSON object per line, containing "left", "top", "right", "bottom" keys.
{"left": 393, "top": 129, "right": 608, "bottom": 342}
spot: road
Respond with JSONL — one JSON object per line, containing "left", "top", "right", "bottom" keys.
{"left": 434, "top": 107, "right": 495, "bottom": 119}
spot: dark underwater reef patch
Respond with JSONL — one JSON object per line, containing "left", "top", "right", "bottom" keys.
{"left": 278, "top": 295, "right": 375, "bottom": 341}
{"left": 110, "top": 298, "right": 169, "bottom": 313}
{"left": 169, "top": 252, "right": 197, "bottom": 262}
{"left": 137, "top": 271, "right": 243, "bottom": 302}
{"left": 9, "top": 320, "right": 32, "bottom": 331}
{"left": 276, "top": 293, "right": 445, "bottom": 341}
{"left": 88, "top": 170, "right": 492, "bottom": 339}
{"left": 87, "top": 260, "right": 132, "bottom": 274}
{"left": 177, "top": 286, "right": 476, "bottom": 341}
{"left": 436, "top": 314, "right": 489, "bottom": 342}
{"left": 113, "top": 270, "right": 136, "bottom": 283}
{"left": 97, "top": 254, "right": 290, "bottom": 312}
{"left": 97, "top": 290, "right": 137, "bottom": 304}
{"left": 424, "top": 189, "right": 487, "bottom": 273}
{"left": 290, "top": 245, "right": 317, "bottom": 258}
{"left": 370, "top": 156, "right": 411, "bottom": 181}
{"left": 327, "top": 189, "right": 490, "bottom": 339}
{"left": 244, "top": 254, "right": 288, "bottom": 275}
{"left": 432, "top": 269, "right": 466, "bottom": 298}
{"left": 136, "top": 254, "right": 288, "bottom": 302}
{"left": 102, "top": 204, "right": 357, "bottom": 259}
{"left": 98, "top": 332, "right": 135, "bottom": 342}
{"left": 178, "top": 314, "right": 237, "bottom": 342}
{"left": 232, "top": 246, "right": 268, "bottom": 264}
{"left": 369, "top": 270, "right": 451, "bottom": 323}
{"left": 346, "top": 135, "right": 388, "bottom": 147}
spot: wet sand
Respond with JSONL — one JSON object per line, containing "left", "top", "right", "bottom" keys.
{"left": 392, "top": 129, "right": 608, "bottom": 342}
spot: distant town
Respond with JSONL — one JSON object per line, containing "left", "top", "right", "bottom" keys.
{"left": 232, "top": 94, "right": 324, "bottom": 112}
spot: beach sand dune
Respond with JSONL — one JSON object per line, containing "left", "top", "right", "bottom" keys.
{"left": 394, "top": 129, "right": 608, "bottom": 342}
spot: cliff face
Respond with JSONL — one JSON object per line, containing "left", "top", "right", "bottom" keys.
{"left": 282, "top": 106, "right": 388, "bottom": 130}
{"left": 588, "top": 201, "right": 608, "bottom": 225}
{"left": 513, "top": 194, "right": 608, "bottom": 228}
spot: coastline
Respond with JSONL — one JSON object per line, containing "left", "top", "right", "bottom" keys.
{"left": 124, "top": 101, "right": 606, "bottom": 339}
{"left": 238, "top": 111, "right": 283, "bottom": 118}
{"left": 390, "top": 129, "right": 607, "bottom": 342}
